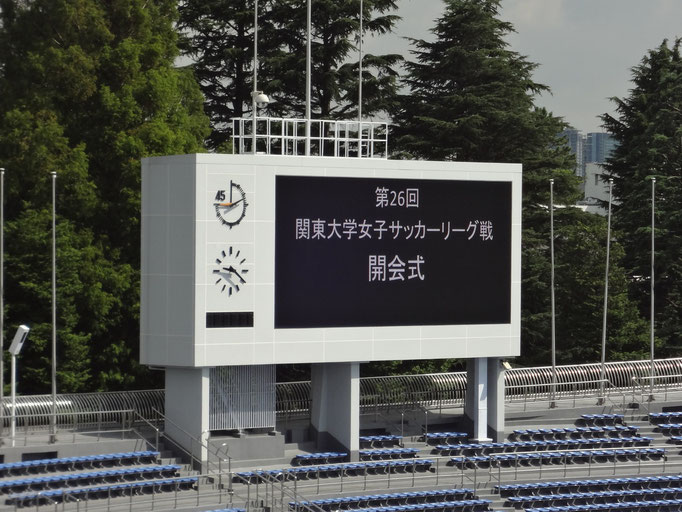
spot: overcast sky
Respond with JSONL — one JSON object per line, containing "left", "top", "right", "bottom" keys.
{"left": 363, "top": 0, "right": 682, "bottom": 133}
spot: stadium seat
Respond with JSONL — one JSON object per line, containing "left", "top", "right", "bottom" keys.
{"left": 359, "top": 435, "right": 403, "bottom": 448}
{"left": 359, "top": 448, "right": 419, "bottom": 460}
{"left": 0, "top": 451, "right": 159, "bottom": 478}
{"left": 292, "top": 452, "right": 348, "bottom": 465}
{"left": 423, "top": 432, "right": 468, "bottom": 445}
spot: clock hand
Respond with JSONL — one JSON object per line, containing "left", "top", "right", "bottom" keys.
{"left": 215, "top": 198, "right": 245, "bottom": 207}
{"left": 224, "top": 265, "right": 247, "bottom": 284}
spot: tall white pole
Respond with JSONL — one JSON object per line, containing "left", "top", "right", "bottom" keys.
{"left": 0, "top": 167, "right": 4, "bottom": 445}
{"left": 599, "top": 178, "right": 613, "bottom": 402}
{"left": 252, "top": 0, "right": 258, "bottom": 154}
{"left": 550, "top": 179, "right": 556, "bottom": 407}
{"left": 305, "top": 0, "right": 311, "bottom": 156}
{"left": 650, "top": 176, "right": 656, "bottom": 400}
{"left": 358, "top": 0, "right": 363, "bottom": 124}
{"left": 10, "top": 353, "right": 15, "bottom": 447}
{"left": 50, "top": 171, "right": 57, "bottom": 442}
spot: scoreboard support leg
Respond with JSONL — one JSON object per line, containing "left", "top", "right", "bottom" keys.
{"left": 487, "top": 357, "right": 506, "bottom": 442}
{"left": 465, "top": 357, "right": 505, "bottom": 442}
{"left": 310, "top": 362, "right": 360, "bottom": 459}
{"left": 165, "top": 367, "right": 210, "bottom": 465}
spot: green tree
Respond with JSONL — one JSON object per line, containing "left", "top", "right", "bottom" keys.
{"left": 0, "top": 0, "right": 209, "bottom": 392}
{"left": 522, "top": 205, "right": 649, "bottom": 366}
{"left": 178, "top": 0, "right": 402, "bottom": 150}
{"left": 601, "top": 38, "right": 682, "bottom": 356}
{"left": 390, "top": 0, "right": 649, "bottom": 367}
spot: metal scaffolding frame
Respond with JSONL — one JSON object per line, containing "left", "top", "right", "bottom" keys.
{"left": 231, "top": 117, "right": 388, "bottom": 158}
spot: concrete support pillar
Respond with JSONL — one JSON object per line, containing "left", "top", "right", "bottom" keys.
{"left": 164, "top": 367, "right": 210, "bottom": 463}
{"left": 465, "top": 357, "right": 491, "bottom": 442}
{"left": 310, "top": 362, "right": 360, "bottom": 459}
{"left": 487, "top": 358, "right": 506, "bottom": 442}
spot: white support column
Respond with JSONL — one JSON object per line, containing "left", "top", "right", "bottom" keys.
{"left": 466, "top": 357, "right": 491, "bottom": 442}
{"left": 310, "top": 362, "right": 360, "bottom": 458}
{"left": 487, "top": 358, "right": 505, "bottom": 442}
{"left": 165, "top": 367, "right": 210, "bottom": 463}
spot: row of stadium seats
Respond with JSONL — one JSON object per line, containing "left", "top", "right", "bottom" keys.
{"left": 360, "top": 448, "right": 420, "bottom": 460}
{"left": 0, "top": 451, "right": 159, "bottom": 477}
{"left": 649, "top": 412, "right": 682, "bottom": 424}
{"left": 511, "top": 426, "right": 639, "bottom": 440}
{"left": 234, "top": 459, "right": 434, "bottom": 483}
{"left": 435, "top": 437, "right": 653, "bottom": 456}
{"left": 0, "top": 464, "right": 181, "bottom": 495}
{"left": 522, "top": 500, "right": 682, "bottom": 511}
{"left": 292, "top": 500, "right": 494, "bottom": 512}
{"left": 506, "top": 487, "right": 682, "bottom": 507}
{"left": 293, "top": 452, "right": 347, "bottom": 465}
{"left": 579, "top": 414, "right": 625, "bottom": 426}
{"left": 655, "top": 424, "right": 682, "bottom": 435}
{"left": 360, "top": 435, "right": 403, "bottom": 448}
{"left": 6, "top": 476, "right": 198, "bottom": 507}
{"left": 289, "top": 489, "right": 476, "bottom": 510}
{"left": 495, "top": 474, "right": 682, "bottom": 497}
{"left": 449, "top": 448, "right": 665, "bottom": 469}
{"left": 423, "top": 432, "right": 468, "bottom": 445}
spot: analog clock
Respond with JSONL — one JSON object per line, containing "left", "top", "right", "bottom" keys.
{"left": 214, "top": 180, "right": 248, "bottom": 228}
{"left": 213, "top": 246, "right": 249, "bottom": 296}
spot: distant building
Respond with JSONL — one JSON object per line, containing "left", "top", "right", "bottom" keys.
{"left": 559, "top": 130, "right": 618, "bottom": 179}
{"left": 580, "top": 162, "right": 618, "bottom": 215}
{"left": 584, "top": 132, "right": 618, "bottom": 164}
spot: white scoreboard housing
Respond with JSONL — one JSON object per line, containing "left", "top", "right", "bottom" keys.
{"left": 140, "top": 154, "right": 521, "bottom": 368}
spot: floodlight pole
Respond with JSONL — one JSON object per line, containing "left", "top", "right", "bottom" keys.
{"left": 549, "top": 179, "right": 557, "bottom": 408}
{"left": 599, "top": 178, "right": 613, "bottom": 404}
{"left": 649, "top": 176, "right": 656, "bottom": 401}
{"left": 10, "top": 349, "right": 16, "bottom": 446}
{"left": 305, "top": 0, "right": 312, "bottom": 156}
{"left": 50, "top": 172, "right": 57, "bottom": 442}
{"left": 9, "top": 325, "right": 30, "bottom": 448}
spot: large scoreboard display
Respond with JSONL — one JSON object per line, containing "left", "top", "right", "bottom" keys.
{"left": 141, "top": 155, "right": 521, "bottom": 367}
{"left": 275, "top": 176, "right": 511, "bottom": 328}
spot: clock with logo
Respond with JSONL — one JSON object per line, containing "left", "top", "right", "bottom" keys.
{"left": 214, "top": 180, "right": 247, "bottom": 228}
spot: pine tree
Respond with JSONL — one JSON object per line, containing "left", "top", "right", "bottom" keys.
{"left": 0, "top": 0, "right": 209, "bottom": 392}
{"left": 602, "top": 39, "right": 682, "bottom": 355}
{"left": 178, "top": 0, "right": 402, "bottom": 150}
{"left": 391, "top": 0, "right": 649, "bottom": 366}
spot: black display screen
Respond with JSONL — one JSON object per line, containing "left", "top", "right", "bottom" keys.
{"left": 274, "top": 175, "right": 511, "bottom": 328}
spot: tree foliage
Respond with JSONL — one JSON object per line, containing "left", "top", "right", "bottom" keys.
{"left": 602, "top": 38, "right": 682, "bottom": 356}
{"left": 0, "top": 0, "right": 209, "bottom": 393}
{"left": 178, "top": 0, "right": 402, "bottom": 150}
{"left": 389, "top": 0, "right": 648, "bottom": 368}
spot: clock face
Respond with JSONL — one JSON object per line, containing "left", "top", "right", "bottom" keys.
{"left": 214, "top": 180, "right": 248, "bottom": 228}
{"left": 213, "top": 246, "right": 249, "bottom": 296}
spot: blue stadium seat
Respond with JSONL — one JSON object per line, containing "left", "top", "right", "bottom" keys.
{"left": 359, "top": 448, "right": 419, "bottom": 460}
{"left": 359, "top": 435, "right": 403, "bottom": 448}
{"left": 0, "top": 451, "right": 160, "bottom": 478}
{"left": 292, "top": 451, "right": 348, "bottom": 465}
{"left": 423, "top": 432, "right": 468, "bottom": 445}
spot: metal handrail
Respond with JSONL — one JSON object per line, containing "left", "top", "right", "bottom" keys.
{"left": 152, "top": 407, "right": 231, "bottom": 474}
{"left": 4, "top": 358, "right": 682, "bottom": 434}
